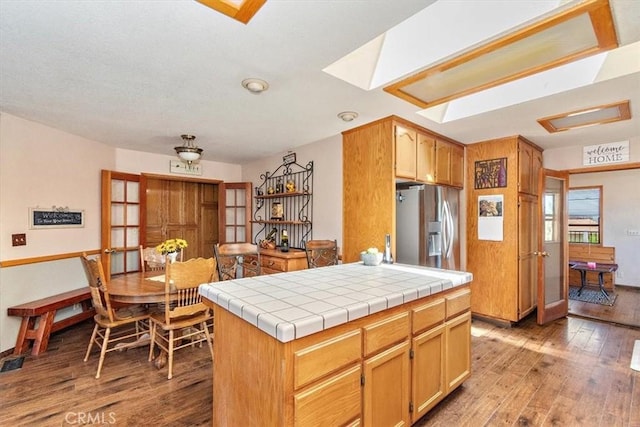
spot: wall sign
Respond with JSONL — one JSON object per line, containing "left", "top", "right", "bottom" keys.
{"left": 30, "top": 207, "right": 84, "bottom": 229}
{"left": 170, "top": 160, "right": 202, "bottom": 176}
{"left": 583, "top": 141, "right": 629, "bottom": 166}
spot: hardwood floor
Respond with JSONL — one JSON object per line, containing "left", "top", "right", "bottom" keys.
{"left": 569, "top": 285, "right": 640, "bottom": 328}
{"left": 1, "top": 315, "right": 639, "bottom": 426}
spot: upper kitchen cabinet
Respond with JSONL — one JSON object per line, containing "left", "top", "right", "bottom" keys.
{"left": 395, "top": 125, "right": 418, "bottom": 180}
{"left": 435, "top": 139, "right": 465, "bottom": 188}
{"left": 342, "top": 116, "right": 464, "bottom": 263}
{"left": 518, "top": 140, "right": 543, "bottom": 196}
{"left": 417, "top": 133, "right": 436, "bottom": 184}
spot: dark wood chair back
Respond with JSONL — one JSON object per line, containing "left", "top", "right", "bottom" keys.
{"left": 213, "top": 243, "right": 261, "bottom": 281}
{"left": 305, "top": 239, "right": 339, "bottom": 268}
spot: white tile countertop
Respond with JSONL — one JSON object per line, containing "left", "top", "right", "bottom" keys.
{"left": 199, "top": 262, "right": 472, "bottom": 343}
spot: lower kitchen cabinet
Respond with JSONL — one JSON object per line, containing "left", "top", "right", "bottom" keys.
{"left": 445, "top": 311, "right": 472, "bottom": 392}
{"left": 363, "top": 341, "right": 411, "bottom": 427}
{"left": 294, "top": 364, "right": 362, "bottom": 426}
{"left": 207, "top": 284, "right": 471, "bottom": 427}
{"left": 411, "top": 323, "right": 446, "bottom": 421}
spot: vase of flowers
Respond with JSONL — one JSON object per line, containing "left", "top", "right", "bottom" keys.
{"left": 156, "top": 238, "right": 188, "bottom": 263}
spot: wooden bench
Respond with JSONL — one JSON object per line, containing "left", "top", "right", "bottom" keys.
{"left": 8, "top": 288, "right": 95, "bottom": 356}
{"left": 568, "top": 245, "right": 616, "bottom": 291}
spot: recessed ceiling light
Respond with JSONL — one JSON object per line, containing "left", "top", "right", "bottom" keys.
{"left": 242, "top": 78, "right": 269, "bottom": 94}
{"left": 338, "top": 111, "right": 359, "bottom": 122}
{"left": 537, "top": 100, "right": 631, "bottom": 133}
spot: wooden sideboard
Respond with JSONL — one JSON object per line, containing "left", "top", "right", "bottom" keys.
{"left": 259, "top": 248, "right": 308, "bottom": 274}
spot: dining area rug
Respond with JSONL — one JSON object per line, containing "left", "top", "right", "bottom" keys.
{"left": 569, "top": 286, "right": 617, "bottom": 306}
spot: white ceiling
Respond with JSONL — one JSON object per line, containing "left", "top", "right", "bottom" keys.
{"left": 1, "top": 0, "right": 639, "bottom": 164}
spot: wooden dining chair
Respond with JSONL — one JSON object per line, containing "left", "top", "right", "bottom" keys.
{"left": 81, "top": 253, "right": 150, "bottom": 379}
{"left": 139, "top": 245, "right": 166, "bottom": 272}
{"left": 304, "top": 239, "right": 339, "bottom": 268}
{"left": 213, "top": 243, "right": 261, "bottom": 281}
{"left": 148, "top": 257, "right": 215, "bottom": 379}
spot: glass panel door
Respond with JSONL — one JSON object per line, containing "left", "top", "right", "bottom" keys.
{"left": 219, "top": 182, "right": 252, "bottom": 244}
{"left": 537, "top": 169, "right": 569, "bottom": 325}
{"left": 101, "top": 170, "right": 141, "bottom": 280}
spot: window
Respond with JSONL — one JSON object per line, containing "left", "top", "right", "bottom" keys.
{"left": 567, "top": 186, "right": 601, "bottom": 244}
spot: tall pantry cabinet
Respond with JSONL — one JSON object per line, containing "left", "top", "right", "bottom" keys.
{"left": 466, "top": 136, "right": 542, "bottom": 323}
{"left": 342, "top": 116, "right": 464, "bottom": 263}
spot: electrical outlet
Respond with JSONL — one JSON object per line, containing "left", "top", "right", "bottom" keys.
{"left": 12, "top": 233, "right": 26, "bottom": 246}
{"left": 617, "top": 270, "right": 624, "bottom": 279}
{"left": 627, "top": 229, "right": 640, "bottom": 236}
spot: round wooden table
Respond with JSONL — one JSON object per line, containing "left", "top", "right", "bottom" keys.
{"left": 107, "top": 271, "right": 169, "bottom": 304}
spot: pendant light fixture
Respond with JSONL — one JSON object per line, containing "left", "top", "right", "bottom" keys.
{"left": 174, "top": 134, "right": 203, "bottom": 164}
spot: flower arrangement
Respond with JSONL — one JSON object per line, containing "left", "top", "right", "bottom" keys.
{"left": 156, "top": 238, "right": 188, "bottom": 255}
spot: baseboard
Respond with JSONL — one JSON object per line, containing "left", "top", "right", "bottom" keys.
{"left": 471, "top": 313, "right": 514, "bottom": 328}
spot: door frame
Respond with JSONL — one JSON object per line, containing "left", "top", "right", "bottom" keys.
{"left": 536, "top": 168, "right": 569, "bottom": 325}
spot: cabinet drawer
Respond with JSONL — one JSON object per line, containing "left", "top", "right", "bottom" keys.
{"left": 294, "top": 329, "right": 361, "bottom": 389}
{"left": 412, "top": 298, "right": 445, "bottom": 335}
{"left": 261, "top": 266, "right": 283, "bottom": 275}
{"left": 445, "top": 288, "right": 471, "bottom": 320}
{"left": 294, "top": 364, "right": 361, "bottom": 427}
{"left": 261, "top": 256, "right": 287, "bottom": 272}
{"left": 363, "top": 312, "right": 410, "bottom": 357}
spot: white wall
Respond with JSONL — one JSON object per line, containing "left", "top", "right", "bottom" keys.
{"left": 544, "top": 137, "right": 640, "bottom": 287}
{"left": 0, "top": 112, "right": 242, "bottom": 352}
{"left": 241, "top": 134, "right": 343, "bottom": 251}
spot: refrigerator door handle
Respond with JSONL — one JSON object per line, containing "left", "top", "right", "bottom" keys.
{"left": 443, "top": 200, "right": 454, "bottom": 259}
{"left": 441, "top": 202, "right": 449, "bottom": 258}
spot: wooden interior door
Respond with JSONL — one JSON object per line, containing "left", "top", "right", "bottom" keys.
{"left": 101, "top": 170, "right": 141, "bottom": 280}
{"left": 537, "top": 169, "right": 569, "bottom": 325}
{"left": 142, "top": 175, "right": 221, "bottom": 260}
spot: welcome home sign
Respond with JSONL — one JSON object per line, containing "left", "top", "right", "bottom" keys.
{"left": 583, "top": 141, "right": 629, "bottom": 166}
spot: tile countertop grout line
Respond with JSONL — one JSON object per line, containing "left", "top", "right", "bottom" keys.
{"left": 199, "top": 262, "right": 473, "bottom": 343}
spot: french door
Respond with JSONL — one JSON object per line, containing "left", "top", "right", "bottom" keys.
{"left": 537, "top": 169, "right": 569, "bottom": 325}
{"left": 101, "top": 170, "right": 141, "bottom": 281}
{"left": 219, "top": 182, "right": 252, "bottom": 244}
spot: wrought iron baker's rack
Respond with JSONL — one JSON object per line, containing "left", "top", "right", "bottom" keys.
{"left": 252, "top": 157, "right": 313, "bottom": 249}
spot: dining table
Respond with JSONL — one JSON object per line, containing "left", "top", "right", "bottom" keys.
{"left": 107, "top": 271, "right": 170, "bottom": 304}
{"left": 106, "top": 270, "right": 194, "bottom": 369}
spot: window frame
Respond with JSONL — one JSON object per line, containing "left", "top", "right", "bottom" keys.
{"left": 567, "top": 185, "right": 603, "bottom": 245}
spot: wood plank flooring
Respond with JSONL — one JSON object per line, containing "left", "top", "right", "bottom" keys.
{"left": 1, "top": 315, "right": 639, "bottom": 426}
{"left": 569, "top": 285, "right": 640, "bottom": 328}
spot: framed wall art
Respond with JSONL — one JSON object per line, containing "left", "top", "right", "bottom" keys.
{"left": 474, "top": 157, "right": 507, "bottom": 189}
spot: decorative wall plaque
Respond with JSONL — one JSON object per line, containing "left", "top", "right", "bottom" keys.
{"left": 474, "top": 157, "right": 507, "bottom": 189}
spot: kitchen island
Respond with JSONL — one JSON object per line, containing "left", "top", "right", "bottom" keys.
{"left": 200, "top": 262, "right": 473, "bottom": 427}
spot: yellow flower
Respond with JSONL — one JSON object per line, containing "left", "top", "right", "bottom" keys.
{"left": 156, "top": 238, "right": 188, "bottom": 254}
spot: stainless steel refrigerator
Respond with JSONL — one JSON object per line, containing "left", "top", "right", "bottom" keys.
{"left": 395, "top": 184, "right": 460, "bottom": 270}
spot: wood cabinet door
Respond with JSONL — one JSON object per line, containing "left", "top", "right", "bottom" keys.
{"left": 518, "top": 193, "right": 538, "bottom": 319}
{"left": 363, "top": 341, "right": 411, "bottom": 427}
{"left": 450, "top": 144, "right": 465, "bottom": 188}
{"left": 417, "top": 133, "right": 436, "bottom": 184}
{"left": 395, "top": 125, "right": 417, "bottom": 180}
{"left": 411, "top": 323, "right": 446, "bottom": 422}
{"left": 445, "top": 311, "right": 471, "bottom": 393}
{"left": 519, "top": 141, "right": 543, "bottom": 196}
{"left": 435, "top": 140, "right": 452, "bottom": 185}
